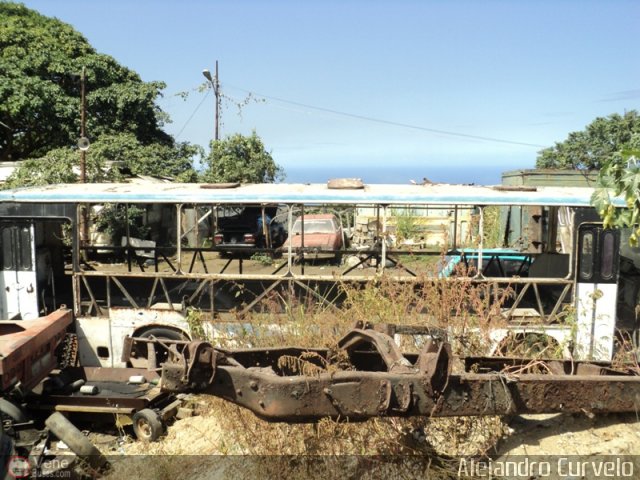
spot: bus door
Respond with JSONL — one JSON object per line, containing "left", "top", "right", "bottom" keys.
{"left": 0, "top": 222, "right": 38, "bottom": 320}
{"left": 574, "top": 224, "right": 620, "bottom": 361}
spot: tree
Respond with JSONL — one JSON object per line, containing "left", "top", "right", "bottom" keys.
{"left": 591, "top": 149, "right": 640, "bottom": 246}
{"left": 200, "top": 131, "right": 284, "bottom": 184}
{"left": 536, "top": 111, "right": 640, "bottom": 170}
{"left": 81, "top": 133, "right": 199, "bottom": 181}
{"left": 0, "top": 2, "right": 195, "bottom": 180}
{"left": 3, "top": 147, "right": 108, "bottom": 188}
{"left": 3, "top": 133, "right": 200, "bottom": 189}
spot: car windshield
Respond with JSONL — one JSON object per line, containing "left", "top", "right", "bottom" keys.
{"left": 292, "top": 219, "right": 335, "bottom": 234}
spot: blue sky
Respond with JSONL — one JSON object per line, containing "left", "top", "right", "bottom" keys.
{"left": 17, "top": 0, "right": 640, "bottom": 184}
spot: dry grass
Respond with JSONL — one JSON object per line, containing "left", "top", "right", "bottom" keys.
{"left": 108, "top": 393, "right": 506, "bottom": 479}
{"left": 104, "top": 270, "right": 518, "bottom": 479}
{"left": 611, "top": 330, "right": 640, "bottom": 374}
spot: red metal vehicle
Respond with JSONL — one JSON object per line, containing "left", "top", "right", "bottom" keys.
{"left": 283, "top": 213, "right": 344, "bottom": 261}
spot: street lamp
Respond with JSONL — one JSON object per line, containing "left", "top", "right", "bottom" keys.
{"left": 202, "top": 61, "right": 220, "bottom": 141}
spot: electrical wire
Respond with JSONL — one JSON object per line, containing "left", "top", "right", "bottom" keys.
{"left": 174, "top": 89, "right": 210, "bottom": 140}
{"left": 223, "top": 83, "right": 547, "bottom": 149}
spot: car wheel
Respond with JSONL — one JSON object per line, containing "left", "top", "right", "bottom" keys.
{"left": 132, "top": 409, "right": 164, "bottom": 442}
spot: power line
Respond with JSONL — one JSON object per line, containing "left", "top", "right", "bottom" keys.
{"left": 223, "top": 83, "right": 547, "bottom": 149}
{"left": 175, "top": 89, "right": 210, "bottom": 140}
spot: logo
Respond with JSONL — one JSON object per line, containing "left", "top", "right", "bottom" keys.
{"left": 6, "top": 456, "right": 30, "bottom": 478}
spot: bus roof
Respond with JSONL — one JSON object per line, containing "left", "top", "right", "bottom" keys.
{"left": 0, "top": 182, "right": 624, "bottom": 207}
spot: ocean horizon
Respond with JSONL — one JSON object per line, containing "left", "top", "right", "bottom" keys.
{"left": 282, "top": 164, "right": 518, "bottom": 186}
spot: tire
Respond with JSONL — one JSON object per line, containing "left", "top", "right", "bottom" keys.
{"left": 132, "top": 409, "right": 164, "bottom": 442}
{"left": 0, "top": 398, "right": 28, "bottom": 424}
{"left": 45, "top": 412, "right": 108, "bottom": 471}
{"left": 135, "top": 327, "right": 188, "bottom": 368}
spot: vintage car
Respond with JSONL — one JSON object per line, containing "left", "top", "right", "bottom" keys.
{"left": 213, "top": 206, "right": 287, "bottom": 255}
{"left": 282, "top": 213, "right": 344, "bottom": 261}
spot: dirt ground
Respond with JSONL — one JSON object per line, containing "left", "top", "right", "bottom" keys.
{"left": 498, "top": 412, "right": 640, "bottom": 456}
{"left": 91, "top": 396, "right": 640, "bottom": 480}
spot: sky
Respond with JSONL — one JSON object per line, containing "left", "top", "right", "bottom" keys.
{"left": 16, "top": 0, "right": 640, "bottom": 184}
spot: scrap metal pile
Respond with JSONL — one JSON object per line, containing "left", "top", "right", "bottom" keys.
{"left": 125, "top": 323, "right": 640, "bottom": 422}
{"left": 0, "top": 309, "right": 174, "bottom": 477}
{"left": 2, "top": 310, "right": 640, "bottom": 477}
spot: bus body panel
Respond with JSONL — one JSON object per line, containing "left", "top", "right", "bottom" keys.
{"left": 575, "top": 282, "right": 617, "bottom": 361}
{"left": 0, "top": 222, "right": 38, "bottom": 320}
{"left": 574, "top": 224, "right": 621, "bottom": 361}
{"left": 76, "top": 308, "right": 189, "bottom": 367}
{"left": 75, "top": 316, "right": 113, "bottom": 367}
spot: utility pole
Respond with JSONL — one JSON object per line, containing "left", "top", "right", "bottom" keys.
{"left": 78, "top": 67, "right": 90, "bottom": 253}
{"left": 79, "top": 66, "right": 87, "bottom": 183}
{"left": 214, "top": 60, "right": 219, "bottom": 141}
{"left": 202, "top": 61, "right": 220, "bottom": 141}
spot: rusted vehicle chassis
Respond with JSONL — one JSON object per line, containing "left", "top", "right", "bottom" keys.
{"left": 124, "top": 326, "right": 640, "bottom": 422}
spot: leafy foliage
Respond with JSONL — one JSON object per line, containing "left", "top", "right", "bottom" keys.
{"left": 3, "top": 133, "right": 200, "bottom": 189}
{"left": 0, "top": 2, "right": 196, "bottom": 177}
{"left": 536, "top": 111, "right": 640, "bottom": 170}
{"left": 1, "top": 5, "right": 283, "bottom": 187}
{"left": 390, "top": 208, "right": 420, "bottom": 242}
{"left": 85, "top": 133, "right": 200, "bottom": 181}
{"left": 591, "top": 150, "right": 640, "bottom": 246}
{"left": 200, "top": 131, "right": 284, "bottom": 184}
{"left": 92, "top": 204, "right": 150, "bottom": 240}
{"left": 3, "top": 147, "right": 105, "bottom": 188}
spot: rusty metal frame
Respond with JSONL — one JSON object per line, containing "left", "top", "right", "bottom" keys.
{"left": 77, "top": 273, "right": 213, "bottom": 313}
{"left": 25, "top": 366, "right": 172, "bottom": 414}
{"left": 75, "top": 267, "right": 575, "bottom": 324}
{"left": 68, "top": 197, "right": 578, "bottom": 323}
{"left": 204, "top": 367, "right": 640, "bottom": 421}
{"left": 123, "top": 325, "right": 640, "bottom": 423}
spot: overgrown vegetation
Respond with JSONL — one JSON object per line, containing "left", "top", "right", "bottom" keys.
{"left": 391, "top": 208, "right": 421, "bottom": 243}
{"left": 92, "top": 204, "right": 149, "bottom": 240}
{"left": 113, "top": 266, "right": 521, "bottom": 479}
{"left": 592, "top": 149, "right": 640, "bottom": 246}
{"left": 536, "top": 110, "right": 640, "bottom": 171}
{"left": 200, "top": 131, "right": 284, "bottom": 184}
{"left": 2, "top": 4, "right": 281, "bottom": 190}
{"left": 482, "top": 206, "right": 502, "bottom": 248}
{"left": 250, "top": 252, "right": 275, "bottom": 266}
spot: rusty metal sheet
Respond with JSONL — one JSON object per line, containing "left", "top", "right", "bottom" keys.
{"left": 0, "top": 309, "right": 73, "bottom": 392}
{"left": 27, "top": 366, "right": 169, "bottom": 413}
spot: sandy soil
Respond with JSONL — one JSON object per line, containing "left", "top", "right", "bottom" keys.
{"left": 93, "top": 396, "right": 640, "bottom": 479}
{"left": 498, "top": 412, "right": 640, "bottom": 456}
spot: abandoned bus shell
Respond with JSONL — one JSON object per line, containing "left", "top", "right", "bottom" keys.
{"left": 0, "top": 182, "right": 635, "bottom": 368}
